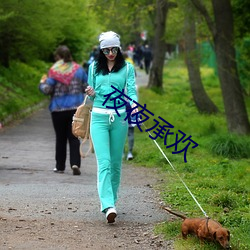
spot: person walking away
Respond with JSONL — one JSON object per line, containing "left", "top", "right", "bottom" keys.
{"left": 123, "top": 52, "right": 137, "bottom": 160}
{"left": 86, "top": 46, "right": 99, "bottom": 72}
{"left": 85, "top": 31, "right": 138, "bottom": 223}
{"left": 134, "top": 44, "right": 144, "bottom": 69}
{"left": 143, "top": 44, "right": 152, "bottom": 74}
{"left": 39, "top": 45, "right": 88, "bottom": 175}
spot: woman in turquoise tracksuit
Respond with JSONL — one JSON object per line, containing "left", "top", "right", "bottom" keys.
{"left": 86, "top": 31, "right": 138, "bottom": 223}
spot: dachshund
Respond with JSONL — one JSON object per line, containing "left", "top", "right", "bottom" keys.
{"left": 162, "top": 206, "right": 231, "bottom": 249}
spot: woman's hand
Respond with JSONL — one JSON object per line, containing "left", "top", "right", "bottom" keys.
{"left": 40, "top": 74, "right": 47, "bottom": 83}
{"left": 131, "top": 103, "right": 138, "bottom": 114}
{"left": 85, "top": 86, "right": 96, "bottom": 97}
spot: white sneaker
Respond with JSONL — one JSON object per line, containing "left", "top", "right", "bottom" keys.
{"left": 53, "top": 168, "right": 64, "bottom": 173}
{"left": 127, "top": 152, "right": 133, "bottom": 160}
{"left": 105, "top": 207, "right": 117, "bottom": 223}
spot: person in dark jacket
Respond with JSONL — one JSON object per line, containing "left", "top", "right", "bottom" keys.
{"left": 143, "top": 44, "right": 152, "bottom": 74}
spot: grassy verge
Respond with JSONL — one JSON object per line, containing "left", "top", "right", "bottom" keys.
{"left": 0, "top": 60, "right": 50, "bottom": 125}
{"left": 127, "top": 59, "right": 250, "bottom": 250}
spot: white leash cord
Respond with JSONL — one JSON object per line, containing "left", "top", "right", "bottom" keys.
{"left": 142, "top": 123, "right": 209, "bottom": 218}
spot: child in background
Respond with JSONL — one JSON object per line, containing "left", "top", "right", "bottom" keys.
{"left": 123, "top": 51, "right": 137, "bottom": 160}
{"left": 126, "top": 102, "right": 135, "bottom": 160}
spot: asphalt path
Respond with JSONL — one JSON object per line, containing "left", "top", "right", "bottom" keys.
{"left": 0, "top": 106, "right": 166, "bottom": 223}
{"left": 0, "top": 69, "right": 172, "bottom": 249}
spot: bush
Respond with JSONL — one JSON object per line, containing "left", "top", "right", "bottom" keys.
{"left": 209, "top": 134, "right": 250, "bottom": 158}
{"left": 0, "top": 60, "right": 48, "bottom": 123}
{"left": 210, "top": 191, "right": 237, "bottom": 209}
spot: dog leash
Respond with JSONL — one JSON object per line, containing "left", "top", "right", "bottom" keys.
{"left": 142, "top": 123, "right": 209, "bottom": 218}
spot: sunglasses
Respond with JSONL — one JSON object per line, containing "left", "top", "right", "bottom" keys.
{"left": 102, "top": 47, "right": 119, "bottom": 55}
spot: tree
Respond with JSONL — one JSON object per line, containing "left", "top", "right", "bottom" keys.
{"left": 0, "top": 0, "right": 98, "bottom": 66}
{"left": 91, "top": 0, "right": 155, "bottom": 47}
{"left": 232, "top": 0, "right": 250, "bottom": 40}
{"left": 184, "top": 1, "right": 218, "bottom": 114}
{"left": 148, "top": 0, "right": 177, "bottom": 89}
{"left": 232, "top": 0, "right": 250, "bottom": 96}
{"left": 191, "top": 0, "right": 250, "bottom": 134}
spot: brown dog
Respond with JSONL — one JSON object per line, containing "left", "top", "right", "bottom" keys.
{"left": 162, "top": 207, "right": 231, "bottom": 249}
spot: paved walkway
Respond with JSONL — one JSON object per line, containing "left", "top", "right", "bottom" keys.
{"left": 0, "top": 105, "right": 163, "bottom": 223}
{"left": 0, "top": 71, "right": 174, "bottom": 249}
{"left": 0, "top": 69, "right": 155, "bottom": 222}
{"left": 135, "top": 68, "right": 149, "bottom": 87}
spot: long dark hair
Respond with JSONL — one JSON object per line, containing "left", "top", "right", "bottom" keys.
{"left": 95, "top": 48, "right": 126, "bottom": 75}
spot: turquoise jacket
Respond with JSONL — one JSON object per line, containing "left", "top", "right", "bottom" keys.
{"left": 87, "top": 62, "right": 138, "bottom": 110}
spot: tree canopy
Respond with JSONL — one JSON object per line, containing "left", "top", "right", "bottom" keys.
{"left": 0, "top": 0, "right": 99, "bottom": 66}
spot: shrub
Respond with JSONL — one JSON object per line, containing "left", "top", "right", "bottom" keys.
{"left": 210, "top": 191, "right": 237, "bottom": 209}
{"left": 209, "top": 134, "right": 250, "bottom": 158}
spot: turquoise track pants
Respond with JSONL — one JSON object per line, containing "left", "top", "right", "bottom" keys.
{"left": 90, "top": 111, "right": 128, "bottom": 212}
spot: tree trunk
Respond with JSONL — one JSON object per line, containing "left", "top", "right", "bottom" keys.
{"left": 212, "top": 0, "right": 250, "bottom": 134}
{"left": 191, "top": 0, "right": 250, "bottom": 134}
{"left": 184, "top": 4, "right": 218, "bottom": 114}
{"left": 147, "top": 0, "right": 169, "bottom": 89}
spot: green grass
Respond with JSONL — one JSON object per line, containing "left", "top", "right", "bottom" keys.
{"left": 126, "top": 58, "right": 250, "bottom": 250}
{"left": 0, "top": 60, "right": 50, "bottom": 123}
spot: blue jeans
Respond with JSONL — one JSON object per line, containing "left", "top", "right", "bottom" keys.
{"left": 90, "top": 111, "right": 128, "bottom": 212}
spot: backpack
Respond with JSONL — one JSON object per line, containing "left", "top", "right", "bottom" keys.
{"left": 72, "top": 61, "right": 97, "bottom": 158}
{"left": 72, "top": 95, "right": 93, "bottom": 158}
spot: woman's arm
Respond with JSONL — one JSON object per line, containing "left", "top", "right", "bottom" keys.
{"left": 39, "top": 76, "right": 56, "bottom": 95}
{"left": 86, "top": 62, "right": 96, "bottom": 99}
{"left": 126, "top": 63, "right": 138, "bottom": 103}
{"left": 126, "top": 63, "right": 138, "bottom": 114}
